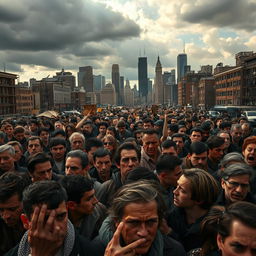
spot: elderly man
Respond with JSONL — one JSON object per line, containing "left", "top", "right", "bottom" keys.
{"left": 100, "top": 181, "right": 186, "bottom": 256}
{"left": 69, "top": 132, "right": 86, "bottom": 151}
{"left": 216, "top": 162, "right": 256, "bottom": 206}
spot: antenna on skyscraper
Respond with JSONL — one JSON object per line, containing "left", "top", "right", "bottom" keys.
{"left": 3, "top": 63, "right": 6, "bottom": 72}
{"left": 143, "top": 46, "right": 146, "bottom": 57}
{"left": 183, "top": 40, "right": 186, "bottom": 53}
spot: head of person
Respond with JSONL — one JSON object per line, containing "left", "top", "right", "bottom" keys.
{"left": 54, "top": 121, "right": 64, "bottom": 130}
{"left": 109, "top": 180, "right": 165, "bottom": 255}
{"left": 171, "top": 133, "right": 185, "bottom": 154}
{"left": 106, "top": 126, "right": 118, "bottom": 138}
{"left": 69, "top": 132, "right": 85, "bottom": 151}
{"left": 187, "top": 141, "right": 208, "bottom": 169}
{"left": 219, "top": 152, "right": 245, "bottom": 172}
{"left": 29, "top": 120, "right": 39, "bottom": 132}
{"left": 178, "top": 125, "right": 187, "bottom": 135}
{"left": 142, "top": 129, "right": 160, "bottom": 158}
{"left": 190, "top": 127, "right": 203, "bottom": 143}
{"left": 219, "top": 122, "right": 232, "bottom": 133}
{"left": 27, "top": 136, "right": 43, "bottom": 156}
{"left": 134, "top": 129, "right": 144, "bottom": 146}
{"left": 242, "top": 136, "right": 256, "bottom": 167}
{"left": 167, "top": 124, "right": 179, "bottom": 137}
{"left": 7, "top": 141, "right": 23, "bottom": 162}
{"left": 218, "top": 131, "right": 231, "bottom": 150}
{"left": 174, "top": 168, "right": 219, "bottom": 210}
{"left": 102, "top": 134, "right": 118, "bottom": 156}
{"left": 115, "top": 142, "right": 141, "bottom": 181}
{"left": 0, "top": 172, "right": 28, "bottom": 227}
{"left": 13, "top": 126, "right": 25, "bottom": 142}
{"left": 61, "top": 175, "right": 98, "bottom": 216}
{"left": 143, "top": 118, "right": 154, "bottom": 130}
{"left": 38, "top": 127, "right": 50, "bottom": 144}
{"left": 230, "top": 124, "right": 242, "bottom": 144}
{"left": 51, "top": 129, "right": 66, "bottom": 139}
{"left": 216, "top": 202, "right": 256, "bottom": 256}
{"left": 241, "top": 122, "right": 251, "bottom": 138}
{"left": 161, "top": 139, "right": 178, "bottom": 156}
{"left": 85, "top": 138, "right": 103, "bottom": 166}
{"left": 93, "top": 148, "right": 112, "bottom": 182}
{"left": 206, "top": 135, "right": 225, "bottom": 163}
{"left": 98, "top": 122, "right": 108, "bottom": 136}
{"left": 81, "top": 121, "right": 93, "bottom": 136}
{"left": 65, "top": 150, "right": 89, "bottom": 176}
{"left": 0, "top": 131, "right": 5, "bottom": 145}
{"left": 4, "top": 123, "right": 13, "bottom": 136}
{"left": 49, "top": 137, "right": 67, "bottom": 162}
{"left": 201, "top": 121, "right": 212, "bottom": 142}
{"left": 154, "top": 120, "right": 163, "bottom": 131}
{"left": 27, "top": 152, "right": 53, "bottom": 182}
{"left": 21, "top": 181, "right": 68, "bottom": 243}
{"left": 0, "top": 144, "right": 15, "bottom": 172}
{"left": 220, "top": 163, "right": 252, "bottom": 203}
{"left": 116, "top": 120, "right": 127, "bottom": 134}
{"left": 65, "top": 124, "right": 76, "bottom": 139}
{"left": 156, "top": 154, "right": 182, "bottom": 188}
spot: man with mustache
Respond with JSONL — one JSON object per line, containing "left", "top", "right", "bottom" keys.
{"left": 216, "top": 162, "right": 256, "bottom": 206}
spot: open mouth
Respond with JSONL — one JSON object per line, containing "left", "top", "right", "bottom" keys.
{"left": 248, "top": 156, "right": 255, "bottom": 161}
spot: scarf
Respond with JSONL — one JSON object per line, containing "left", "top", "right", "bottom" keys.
{"left": 17, "top": 219, "right": 75, "bottom": 256}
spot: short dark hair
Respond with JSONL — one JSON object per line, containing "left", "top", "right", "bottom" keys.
{"left": 189, "top": 141, "right": 208, "bottom": 154}
{"left": 190, "top": 127, "right": 203, "bottom": 135}
{"left": 143, "top": 118, "right": 154, "bottom": 126}
{"left": 98, "top": 122, "right": 108, "bottom": 128}
{"left": 51, "top": 129, "right": 66, "bottom": 138}
{"left": 125, "top": 167, "right": 159, "bottom": 184}
{"left": 13, "top": 126, "right": 25, "bottom": 135}
{"left": 142, "top": 129, "right": 159, "bottom": 137}
{"left": 49, "top": 137, "right": 67, "bottom": 149}
{"left": 66, "top": 150, "right": 89, "bottom": 169}
{"left": 93, "top": 148, "right": 111, "bottom": 162}
{"left": 115, "top": 142, "right": 141, "bottom": 165}
{"left": 22, "top": 180, "right": 67, "bottom": 219}
{"left": 38, "top": 127, "right": 50, "bottom": 136}
{"left": 206, "top": 136, "right": 225, "bottom": 149}
{"left": 0, "top": 172, "right": 30, "bottom": 203}
{"left": 171, "top": 133, "right": 185, "bottom": 142}
{"left": 27, "top": 152, "right": 52, "bottom": 174}
{"left": 85, "top": 138, "right": 103, "bottom": 152}
{"left": 27, "top": 136, "right": 43, "bottom": 147}
{"left": 156, "top": 155, "right": 182, "bottom": 174}
{"left": 161, "top": 139, "right": 177, "bottom": 150}
{"left": 61, "top": 175, "right": 94, "bottom": 204}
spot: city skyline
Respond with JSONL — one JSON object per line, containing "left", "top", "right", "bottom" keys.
{"left": 0, "top": 0, "right": 256, "bottom": 84}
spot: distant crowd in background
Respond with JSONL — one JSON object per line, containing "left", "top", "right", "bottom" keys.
{"left": 0, "top": 106, "right": 256, "bottom": 256}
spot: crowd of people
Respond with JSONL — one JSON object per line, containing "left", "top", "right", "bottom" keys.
{"left": 0, "top": 106, "right": 256, "bottom": 256}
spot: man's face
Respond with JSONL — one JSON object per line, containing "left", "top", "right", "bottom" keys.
{"left": 65, "top": 157, "right": 87, "bottom": 176}
{"left": 162, "top": 165, "right": 183, "bottom": 187}
{"left": 54, "top": 122, "right": 64, "bottom": 130}
{"left": 99, "top": 126, "right": 107, "bottom": 135}
{"left": 117, "top": 149, "right": 139, "bottom": 180}
{"left": 243, "top": 143, "right": 256, "bottom": 167}
{"left": 231, "top": 128, "right": 242, "bottom": 143}
{"left": 118, "top": 201, "right": 159, "bottom": 255}
{"left": 117, "top": 126, "right": 126, "bottom": 134}
{"left": 162, "top": 146, "right": 178, "bottom": 156}
{"left": 50, "top": 144, "right": 66, "bottom": 161}
{"left": 221, "top": 174, "right": 250, "bottom": 203}
{"left": 188, "top": 151, "right": 208, "bottom": 169}
{"left": 142, "top": 134, "right": 159, "bottom": 158}
{"left": 39, "top": 131, "right": 49, "bottom": 143}
{"left": 178, "top": 127, "right": 186, "bottom": 134}
{"left": 217, "top": 220, "right": 256, "bottom": 256}
{"left": 31, "top": 161, "right": 52, "bottom": 182}
{"left": 0, "top": 194, "right": 23, "bottom": 227}
{"left": 190, "top": 131, "right": 202, "bottom": 143}
{"left": 29, "top": 123, "right": 38, "bottom": 132}
{"left": 0, "top": 150, "right": 15, "bottom": 172}
{"left": 94, "top": 155, "right": 112, "bottom": 181}
{"left": 172, "top": 137, "right": 184, "bottom": 153}
{"left": 143, "top": 122, "right": 153, "bottom": 130}
{"left": 5, "top": 126, "right": 13, "bottom": 136}
{"left": 71, "top": 135, "right": 84, "bottom": 150}
{"left": 208, "top": 144, "right": 225, "bottom": 163}
{"left": 219, "top": 133, "right": 231, "bottom": 149}
{"left": 73, "top": 189, "right": 98, "bottom": 215}
{"left": 27, "top": 139, "right": 42, "bottom": 156}
{"left": 88, "top": 146, "right": 100, "bottom": 166}
{"left": 13, "top": 145, "right": 23, "bottom": 162}
{"left": 14, "top": 132, "right": 25, "bottom": 142}
{"left": 173, "top": 175, "right": 196, "bottom": 208}
{"left": 135, "top": 132, "right": 143, "bottom": 146}
{"left": 82, "top": 124, "right": 93, "bottom": 135}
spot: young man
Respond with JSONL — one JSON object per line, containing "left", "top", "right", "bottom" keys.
{"left": 5, "top": 180, "right": 102, "bottom": 255}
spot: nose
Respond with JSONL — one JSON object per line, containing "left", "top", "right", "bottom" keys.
{"left": 137, "top": 223, "right": 148, "bottom": 237}
{"left": 235, "top": 185, "right": 243, "bottom": 193}
{"left": 93, "top": 196, "right": 99, "bottom": 205}
{"left": 1, "top": 210, "right": 11, "bottom": 220}
{"left": 173, "top": 187, "right": 178, "bottom": 195}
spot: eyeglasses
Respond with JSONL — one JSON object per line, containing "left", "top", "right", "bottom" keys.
{"left": 225, "top": 180, "right": 250, "bottom": 189}
{"left": 104, "top": 142, "right": 114, "bottom": 146}
{"left": 121, "top": 157, "right": 138, "bottom": 163}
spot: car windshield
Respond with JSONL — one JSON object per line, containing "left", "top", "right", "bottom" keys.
{"left": 247, "top": 112, "right": 256, "bottom": 116}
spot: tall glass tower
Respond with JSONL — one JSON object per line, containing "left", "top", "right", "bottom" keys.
{"left": 138, "top": 57, "right": 148, "bottom": 100}
{"left": 177, "top": 53, "right": 187, "bottom": 83}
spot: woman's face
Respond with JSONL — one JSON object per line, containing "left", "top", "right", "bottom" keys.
{"left": 217, "top": 220, "right": 256, "bottom": 256}
{"left": 103, "top": 140, "right": 114, "bottom": 153}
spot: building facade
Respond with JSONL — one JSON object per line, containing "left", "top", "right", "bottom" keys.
{"left": 78, "top": 66, "right": 93, "bottom": 92}
{"left": 138, "top": 57, "right": 148, "bottom": 104}
{"left": 177, "top": 53, "right": 187, "bottom": 83}
{"left": 16, "top": 85, "right": 34, "bottom": 115}
{"left": 112, "top": 64, "right": 120, "bottom": 105}
{"left": 100, "top": 83, "right": 116, "bottom": 105}
{"left": 154, "top": 56, "right": 164, "bottom": 104}
{"left": 198, "top": 77, "right": 215, "bottom": 110}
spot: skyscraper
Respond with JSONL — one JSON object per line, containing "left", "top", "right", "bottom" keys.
{"left": 112, "top": 64, "right": 120, "bottom": 105}
{"left": 138, "top": 57, "right": 148, "bottom": 103}
{"left": 154, "top": 56, "right": 164, "bottom": 104}
{"left": 78, "top": 66, "right": 93, "bottom": 92}
{"left": 177, "top": 53, "right": 187, "bottom": 83}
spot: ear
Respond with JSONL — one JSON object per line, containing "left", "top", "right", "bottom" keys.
{"left": 221, "top": 179, "right": 226, "bottom": 189}
{"left": 216, "top": 233, "right": 224, "bottom": 251}
{"left": 20, "top": 214, "right": 29, "bottom": 230}
{"left": 67, "top": 201, "right": 77, "bottom": 210}
{"left": 187, "top": 153, "right": 191, "bottom": 160}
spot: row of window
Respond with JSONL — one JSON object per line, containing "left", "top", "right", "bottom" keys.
{"left": 216, "top": 90, "right": 240, "bottom": 96}
{"left": 215, "top": 80, "right": 241, "bottom": 89}
{"left": 215, "top": 71, "right": 241, "bottom": 81}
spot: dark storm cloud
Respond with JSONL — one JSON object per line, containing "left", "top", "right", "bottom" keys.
{"left": 0, "top": 0, "right": 141, "bottom": 51}
{"left": 181, "top": 0, "right": 256, "bottom": 32}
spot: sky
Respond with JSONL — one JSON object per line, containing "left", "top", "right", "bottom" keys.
{"left": 0, "top": 0, "right": 256, "bottom": 86}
